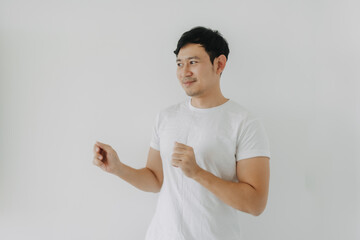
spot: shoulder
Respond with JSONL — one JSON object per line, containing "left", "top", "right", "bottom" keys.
{"left": 155, "top": 99, "right": 188, "bottom": 121}
{"left": 224, "top": 99, "right": 260, "bottom": 124}
{"left": 162, "top": 99, "right": 187, "bottom": 113}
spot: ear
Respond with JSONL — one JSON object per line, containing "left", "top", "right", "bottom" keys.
{"left": 215, "top": 54, "right": 227, "bottom": 75}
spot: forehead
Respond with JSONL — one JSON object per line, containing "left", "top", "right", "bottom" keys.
{"left": 176, "top": 43, "right": 209, "bottom": 60}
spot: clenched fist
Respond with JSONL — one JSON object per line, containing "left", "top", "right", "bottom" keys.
{"left": 171, "top": 142, "right": 203, "bottom": 179}
{"left": 93, "top": 141, "right": 122, "bottom": 175}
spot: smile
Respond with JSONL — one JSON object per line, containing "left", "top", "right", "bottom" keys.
{"left": 183, "top": 81, "right": 195, "bottom": 87}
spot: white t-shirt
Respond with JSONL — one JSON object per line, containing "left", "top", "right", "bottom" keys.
{"left": 145, "top": 97, "right": 271, "bottom": 240}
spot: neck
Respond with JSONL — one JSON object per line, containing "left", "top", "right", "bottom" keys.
{"left": 190, "top": 93, "right": 229, "bottom": 109}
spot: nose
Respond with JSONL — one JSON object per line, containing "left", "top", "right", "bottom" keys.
{"left": 180, "top": 63, "right": 193, "bottom": 78}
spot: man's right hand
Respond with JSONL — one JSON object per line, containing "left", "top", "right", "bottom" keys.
{"left": 93, "top": 141, "right": 122, "bottom": 175}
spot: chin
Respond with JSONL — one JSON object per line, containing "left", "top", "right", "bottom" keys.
{"left": 184, "top": 89, "right": 193, "bottom": 95}
{"left": 186, "top": 92, "right": 199, "bottom": 97}
{"left": 184, "top": 87, "right": 201, "bottom": 97}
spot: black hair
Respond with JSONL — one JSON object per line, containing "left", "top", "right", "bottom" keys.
{"left": 173, "top": 26, "right": 230, "bottom": 65}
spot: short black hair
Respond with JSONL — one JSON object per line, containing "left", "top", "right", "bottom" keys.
{"left": 173, "top": 26, "right": 230, "bottom": 65}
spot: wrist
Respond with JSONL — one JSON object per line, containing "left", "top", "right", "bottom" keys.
{"left": 193, "top": 167, "right": 205, "bottom": 181}
{"left": 113, "top": 161, "right": 125, "bottom": 177}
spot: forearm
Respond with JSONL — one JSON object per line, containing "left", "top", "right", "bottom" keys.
{"left": 193, "top": 169, "right": 265, "bottom": 216}
{"left": 114, "top": 162, "right": 161, "bottom": 193}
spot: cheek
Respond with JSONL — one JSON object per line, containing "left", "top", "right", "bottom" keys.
{"left": 201, "top": 67, "right": 214, "bottom": 80}
{"left": 196, "top": 65, "right": 207, "bottom": 75}
{"left": 176, "top": 70, "right": 181, "bottom": 79}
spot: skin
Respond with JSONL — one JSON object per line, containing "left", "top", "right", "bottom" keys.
{"left": 93, "top": 43, "right": 270, "bottom": 216}
{"left": 176, "top": 43, "right": 228, "bottom": 108}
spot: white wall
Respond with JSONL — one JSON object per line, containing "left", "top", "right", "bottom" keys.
{"left": 1, "top": 0, "right": 359, "bottom": 239}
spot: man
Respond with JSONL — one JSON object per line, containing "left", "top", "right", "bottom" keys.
{"left": 93, "top": 26, "right": 271, "bottom": 240}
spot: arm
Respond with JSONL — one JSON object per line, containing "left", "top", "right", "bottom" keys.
{"left": 115, "top": 147, "right": 163, "bottom": 193}
{"left": 171, "top": 142, "right": 269, "bottom": 216}
{"left": 193, "top": 156, "right": 270, "bottom": 216}
{"left": 93, "top": 141, "right": 163, "bottom": 193}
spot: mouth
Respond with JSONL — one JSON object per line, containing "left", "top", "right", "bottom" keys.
{"left": 183, "top": 81, "right": 196, "bottom": 87}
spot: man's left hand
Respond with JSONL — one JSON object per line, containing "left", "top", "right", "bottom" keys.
{"left": 171, "top": 142, "right": 203, "bottom": 178}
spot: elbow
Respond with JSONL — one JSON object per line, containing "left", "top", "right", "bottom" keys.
{"left": 152, "top": 188, "right": 161, "bottom": 193}
{"left": 234, "top": 203, "right": 265, "bottom": 216}
{"left": 234, "top": 187, "right": 269, "bottom": 216}
{"left": 250, "top": 192, "right": 268, "bottom": 216}
{"left": 251, "top": 209, "right": 264, "bottom": 217}
{"left": 237, "top": 198, "right": 267, "bottom": 216}
{"left": 250, "top": 203, "right": 267, "bottom": 216}
{"left": 151, "top": 183, "right": 163, "bottom": 193}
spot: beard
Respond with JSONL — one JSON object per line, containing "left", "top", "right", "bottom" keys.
{"left": 184, "top": 86, "right": 204, "bottom": 97}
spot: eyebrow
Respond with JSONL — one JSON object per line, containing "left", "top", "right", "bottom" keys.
{"left": 176, "top": 56, "right": 200, "bottom": 62}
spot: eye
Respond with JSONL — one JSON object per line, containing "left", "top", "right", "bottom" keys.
{"left": 190, "top": 61, "right": 197, "bottom": 64}
{"left": 177, "top": 63, "right": 183, "bottom": 67}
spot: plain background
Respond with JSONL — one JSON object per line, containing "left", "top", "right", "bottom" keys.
{"left": 1, "top": 0, "right": 359, "bottom": 239}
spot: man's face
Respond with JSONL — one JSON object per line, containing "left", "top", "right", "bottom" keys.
{"left": 176, "top": 43, "right": 219, "bottom": 97}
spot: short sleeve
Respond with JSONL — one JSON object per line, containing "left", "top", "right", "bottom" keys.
{"left": 235, "top": 117, "right": 271, "bottom": 161}
{"left": 150, "top": 112, "right": 160, "bottom": 151}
